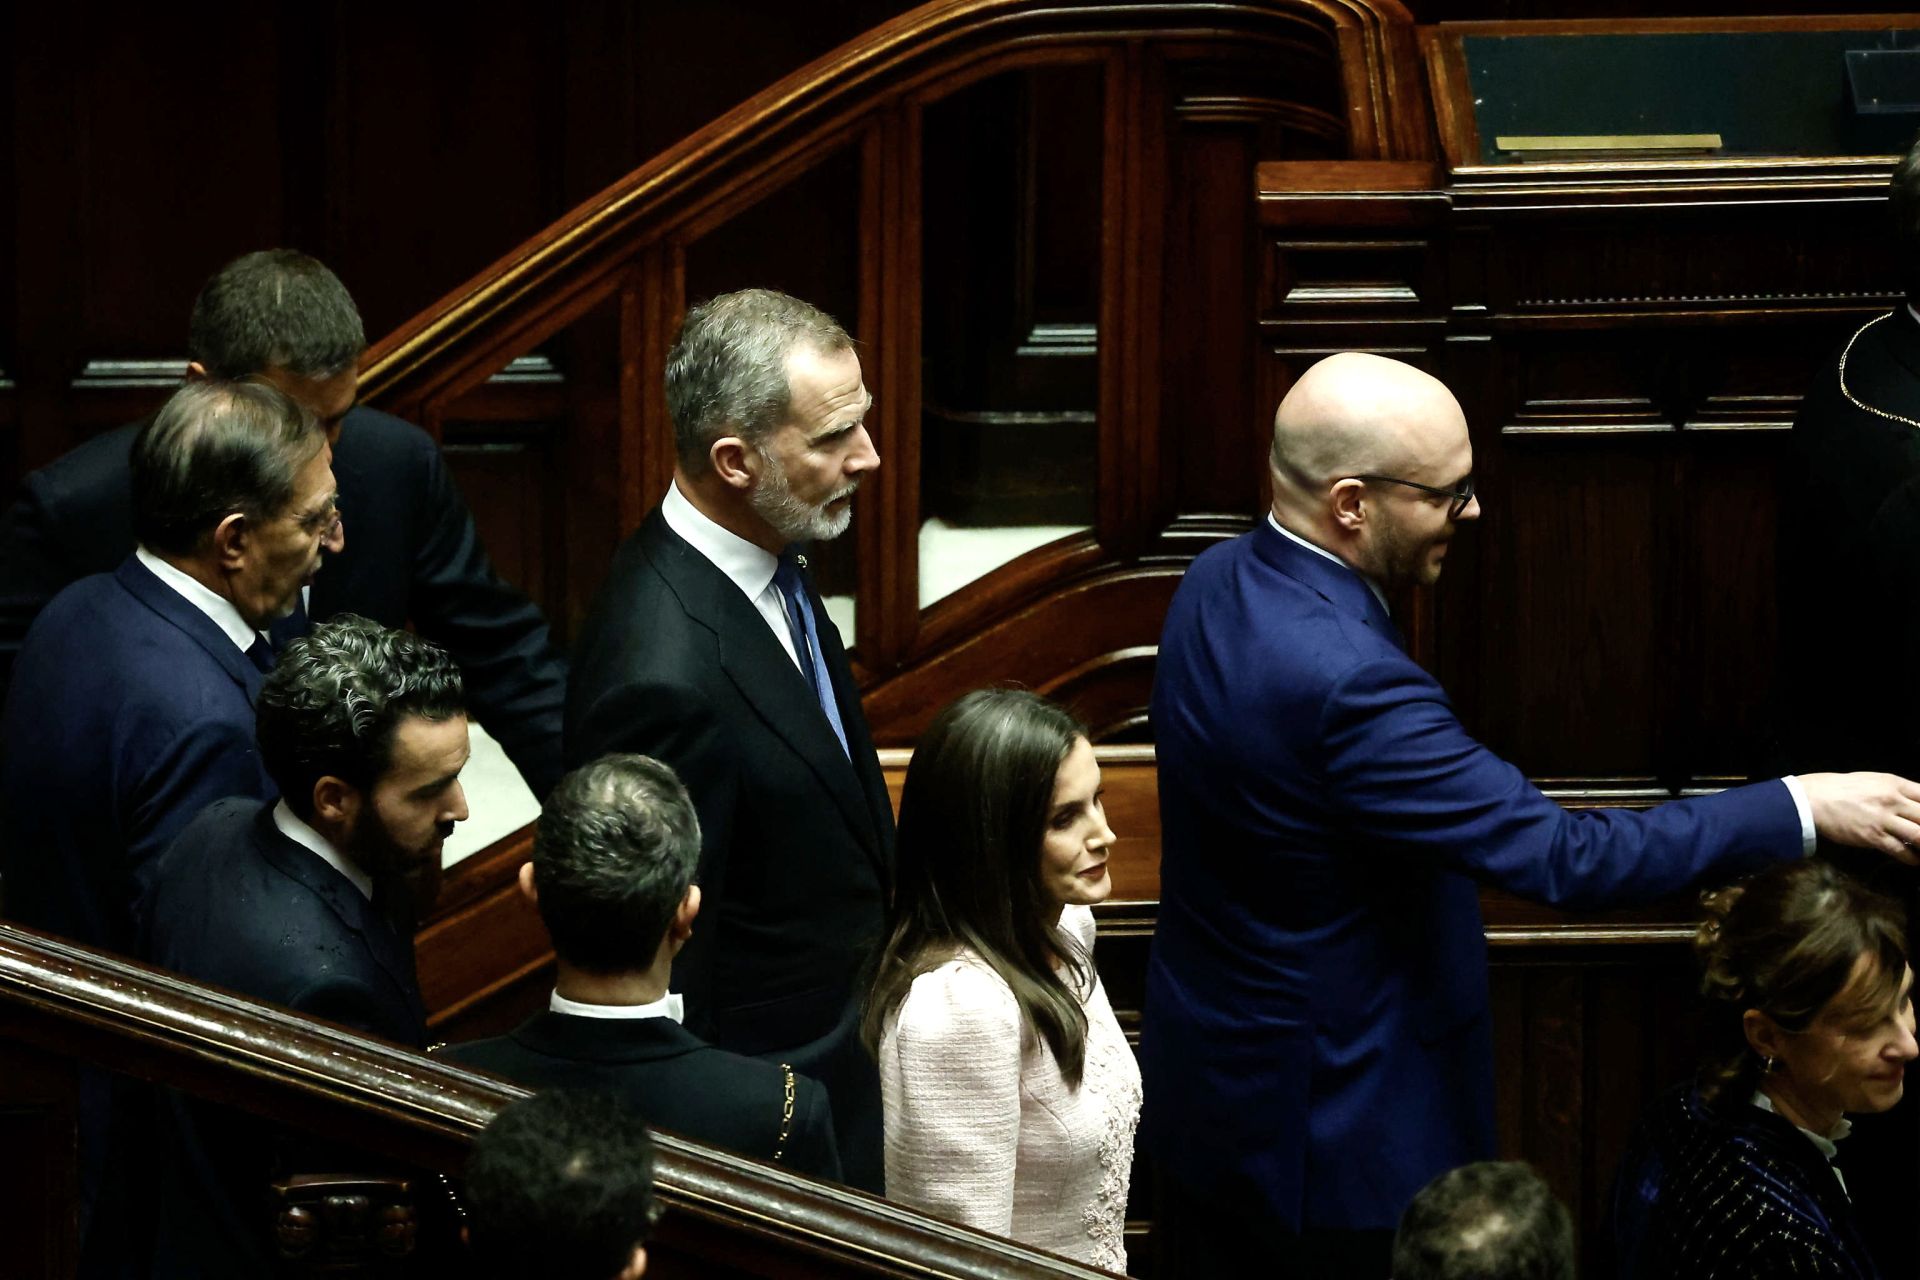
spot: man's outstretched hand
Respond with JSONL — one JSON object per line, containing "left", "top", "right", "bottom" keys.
{"left": 1799, "top": 772, "right": 1920, "bottom": 863}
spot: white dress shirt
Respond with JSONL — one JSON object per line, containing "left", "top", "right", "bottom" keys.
{"left": 135, "top": 546, "right": 265, "bottom": 653}
{"left": 549, "top": 988, "right": 685, "bottom": 1022}
{"left": 1261, "top": 513, "right": 1816, "bottom": 851}
{"left": 660, "top": 480, "right": 804, "bottom": 671}
{"left": 271, "top": 800, "right": 374, "bottom": 900}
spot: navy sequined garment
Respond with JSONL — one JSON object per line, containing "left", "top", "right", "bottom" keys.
{"left": 1608, "top": 1083, "right": 1880, "bottom": 1279}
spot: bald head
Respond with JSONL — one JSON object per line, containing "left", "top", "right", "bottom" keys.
{"left": 1270, "top": 353, "right": 1466, "bottom": 494}
{"left": 1267, "top": 353, "right": 1478, "bottom": 589}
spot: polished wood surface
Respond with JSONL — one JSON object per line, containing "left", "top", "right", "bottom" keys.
{"left": 0, "top": 921, "right": 1119, "bottom": 1280}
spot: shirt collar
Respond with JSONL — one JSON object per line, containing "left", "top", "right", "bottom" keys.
{"left": 660, "top": 479, "right": 778, "bottom": 602}
{"left": 1752, "top": 1090, "right": 1853, "bottom": 1156}
{"left": 549, "top": 989, "right": 684, "bottom": 1023}
{"left": 135, "top": 546, "right": 265, "bottom": 654}
{"left": 271, "top": 800, "right": 374, "bottom": 901}
{"left": 1266, "top": 513, "right": 1391, "bottom": 615}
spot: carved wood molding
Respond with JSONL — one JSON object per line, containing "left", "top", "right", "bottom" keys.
{"left": 358, "top": 0, "right": 1422, "bottom": 418}
{"left": 0, "top": 922, "right": 1118, "bottom": 1279}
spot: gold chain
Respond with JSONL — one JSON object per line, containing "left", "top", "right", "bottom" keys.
{"left": 1837, "top": 311, "right": 1920, "bottom": 430}
{"left": 773, "top": 1063, "right": 797, "bottom": 1162}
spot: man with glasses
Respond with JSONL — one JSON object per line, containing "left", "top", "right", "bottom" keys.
{"left": 2, "top": 379, "right": 342, "bottom": 957}
{"left": 1142, "top": 351, "right": 1920, "bottom": 1279}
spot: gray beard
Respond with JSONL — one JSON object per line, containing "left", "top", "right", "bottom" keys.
{"left": 750, "top": 456, "right": 856, "bottom": 544}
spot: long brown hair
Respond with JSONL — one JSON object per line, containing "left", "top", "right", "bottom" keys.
{"left": 862, "top": 689, "right": 1095, "bottom": 1085}
{"left": 1694, "top": 859, "right": 1908, "bottom": 1105}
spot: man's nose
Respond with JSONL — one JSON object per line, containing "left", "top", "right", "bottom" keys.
{"left": 323, "top": 514, "right": 346, "bottom": 554}
{"left": 1456, "top": 493, "right": 1482, "bottom": 523}
{"left": 446, "top": 780, "right": 470, "bottom": 824}
{"left": 847, "top": 424, "right": 880, "bottom": 476}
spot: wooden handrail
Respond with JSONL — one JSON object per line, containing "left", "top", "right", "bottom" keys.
{"left": 0, "top": 922, "right": 1114, "bottom": 1278}
{"left": 359, "top": 0, "right": 1420, "bottom": 419}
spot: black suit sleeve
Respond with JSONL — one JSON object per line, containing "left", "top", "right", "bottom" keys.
{"left": 0, "top": 472, "right": 88, "bottom": 692}
{"left": 403, "top": 440, "right": 568, "bottom": 797}
{"left": 572, "top": 678, "right": 737, "bottom": 1030}
{"left": 1859, "top": 478, "right": 1920, "bottom": 780}
{"left": 787, "top": 1075, "right": 843, "bottom": 1184}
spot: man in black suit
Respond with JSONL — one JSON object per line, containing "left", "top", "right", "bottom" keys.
{"left": 0, "top": 249, "right": 565, "bottom": 795}
{"left": 1776, "top": 130, "right": 1920, "bottom": 1275}
{"left": 566, "top": 288, "right": 891, "bottom": 1192}
{"left": 1780, "top": 133, "right": 1920, "bottom": 779}
{"left": 444, "top": 753, "right": 841, "bottom": 1181}
{"left": 142, "top": 615, "right": 470, "bottom": 1279}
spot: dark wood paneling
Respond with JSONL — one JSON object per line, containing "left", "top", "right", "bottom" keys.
{"left": 0, "top": 1039, "right": 78, "bottom": 1280}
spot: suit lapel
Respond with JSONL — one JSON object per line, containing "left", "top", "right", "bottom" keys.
{"left": 114, "top": 555, "right": 264, "bottom": 698}
{"left": 639, "top": 514, "right": 884, "bottom": 870}
{"left": 249, "top": 808, "right": 425, "bottom": 1027}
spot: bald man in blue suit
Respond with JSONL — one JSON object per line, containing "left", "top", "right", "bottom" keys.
{"left": 1143, "top": 352, "right": 1920, "bottom": 1279}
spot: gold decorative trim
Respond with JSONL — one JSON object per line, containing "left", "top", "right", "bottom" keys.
{"left": 1837, "top": 311, "right": 1920, "bottom": 431}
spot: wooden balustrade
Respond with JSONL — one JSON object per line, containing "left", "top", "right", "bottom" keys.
{"left": 0, "top": 921, "right": 1120, "bottom": 1280}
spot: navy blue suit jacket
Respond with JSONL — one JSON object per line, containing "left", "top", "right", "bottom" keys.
{"left": 0, "top": 556, "right": 273, "bottom": 954}
{"left": 142, "top": 797, "right": 427, "bottom": 1280}
{"left": 0, "top": 406, "right": 566, "bottom": 794}
{"left": 1142, "top": 521, "right": 1802, "bottom": 1232}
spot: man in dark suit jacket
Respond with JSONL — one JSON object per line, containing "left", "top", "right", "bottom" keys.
{"left": 1780, "top": 135, "right": 1920, "bottom": 781}
{"left": 1143, "top": 352, "right": 1920, "bottom": 1280}
{"left": 566, "top": 289, "right": 891, "bottom": 1192}
{"left": 0, "top": 249, "right": 566, "bottom": 795}
{"left": 1775, "top": 133, "right": 1920, "bottom": 1275}
{"left": 142, "top": 615, "right": 471, "bottom": 1279}
{"left": 444, "top": 753, "right": 841, "bottom": 1182}
{"left": 1, "top": 380, "right": 341, "bottom": 955}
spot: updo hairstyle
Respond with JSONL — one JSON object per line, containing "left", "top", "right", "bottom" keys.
{"left": 1693, "top": 859, "right": 1907, "bottom": 1105}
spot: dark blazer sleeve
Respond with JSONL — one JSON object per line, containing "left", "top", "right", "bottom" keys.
{"left": 126, "top": 717, "right": 273, "bottom": 926}
{"left": 786, "top": 1074, "right": 843, "bottom": 1184}
{"left": 0, "top": 428, "right": 139, "bottom": 695}
{"left": 401, "top": 431, "right": 567, "bottom": 797}
{"left": 572, "top": 676, "right": 737, "bottom": 1024}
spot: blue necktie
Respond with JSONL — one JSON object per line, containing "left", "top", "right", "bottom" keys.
{"left": 245, "top": 635, "right": 276, "bottom": 674}
{"left": 772, "top": 551, "right": 850, "bottom": 758}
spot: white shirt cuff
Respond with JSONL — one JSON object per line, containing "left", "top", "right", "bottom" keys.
{"left": 1781, "top": 775, "right": 1817, "bottom": 856}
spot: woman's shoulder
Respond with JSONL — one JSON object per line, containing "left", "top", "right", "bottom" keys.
{"left": 1058, "top": 904, "right": 1098, "bottom": 951}
{"left": 894, "top": 949, "right": 1021, "bottom": 1036}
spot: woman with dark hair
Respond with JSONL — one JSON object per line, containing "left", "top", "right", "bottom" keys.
{"left": 864, "top": 688, "right": 1140, "bottom": 1269}
{"left": 1608, "top": 858, "right": 1917, "bottom": 1278}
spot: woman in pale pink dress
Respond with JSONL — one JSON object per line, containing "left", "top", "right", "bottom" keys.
{"left": 864, "top": 689, "right": 1141, "bottom": 1271}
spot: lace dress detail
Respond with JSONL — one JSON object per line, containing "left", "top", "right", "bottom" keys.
{"left": 1078, "top": 956, "right": 1144, "bottom": 1270}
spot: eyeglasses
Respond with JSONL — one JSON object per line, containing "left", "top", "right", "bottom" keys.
{"left": 1350, "top": 473, "right": 1476, "bottom": 520}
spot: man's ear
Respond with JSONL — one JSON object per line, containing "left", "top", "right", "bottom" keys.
{"left": 1328, "top": 477, "right": 1368, "bottom": 532}
{"left": 709, "top": 436, "right": 758, "bottom": 492}
{"left": 312, "top": 775, "right": 360, "bottom": 828}
{"left": 184, "top": 361, "right": 210, "bottom": 383}
{"left": 211, "top": 511, "right": 250, "bottom": 571}
{"left": 665, "top": 884, "right": 701, "bottom": 952}
{"left": 517, "top": 861, "right": 538, "bottom": 906}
